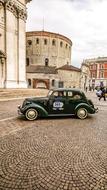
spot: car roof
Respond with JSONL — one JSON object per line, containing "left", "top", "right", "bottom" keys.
{"left": 50, "top": 88, "right": 83, "bottom": 93}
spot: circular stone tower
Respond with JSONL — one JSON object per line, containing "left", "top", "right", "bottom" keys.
{"left": 26, "top": 31, "right": 72, "bottom": 68}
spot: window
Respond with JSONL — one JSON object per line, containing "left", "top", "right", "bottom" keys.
{"left": 28, "top": 79, "right": 31, "bottom": 86}
{"left": 68, "top": 91, "right": 73, "bottom": 97}
{"left": 44, "top": 39, "right": 47, "bottom": 45}
{"left": 101, "top": 64, "right": 104, "bottom": 69}
{"left": 27, "top": 40, "right": 32, "bottom": 46}
{"left": 66, "top": 44, "right": 68, "bottom": 48}
{"left": 26, "top": 58, "right": 29, "bottom": 66}
{"left": 52, "top": 79, "right": 55, "bottom": 86}
{"left": 52, "top": 91, "right": 66, "bottom": 97}
{"left": 100, "top": 71, "right": 104, "bottom": 78}
{"left": 58, "top": 81, "right": 64, "bottom": 88}
{"left": 36, "top": 38, "right": 39, "bottom": 44}
{"left": 60, "top": 41, "right": 63, "bottom": 47}
{"left": 94, "top": 64, "right": 96, "bottom": 69}
{"left": 68, "top": 91, "right": 81, "bottom": 100}
{"left": 92, "top": 72, "right": 96, "bottom": 78}
{"left": 52, "top": 39, "right": 56, "bottom": 46}
{"left": 45, "top": 58, "right": 49, "bottom": 66}
{"left": 90, "top": 65, "right": 93, "bottom": 70}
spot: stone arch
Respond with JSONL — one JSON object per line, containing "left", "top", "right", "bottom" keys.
{"left": 33, "top": 79, "right": 50, "bottom": 89}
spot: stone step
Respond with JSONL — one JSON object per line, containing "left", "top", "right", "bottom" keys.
{"left": 0, "top": 89, "right": 48, "bottom": 99}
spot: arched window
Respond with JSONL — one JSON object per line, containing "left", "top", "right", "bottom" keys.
{"left": 52, "top": 79, "right": 55, "bottom": 87}
{"left": 45, "top": 58, "right": 49, "bottom": 66}
{"left": 36, "top": 38, "right": 39, "bottom": 44}
{"left": 66, "top": 44, "right": 68, "bottom": 48}
{"left": 101, "top": 64, "right": 104, "bottom": 69}
{"left": 44, "top": 39, "right": 47, "bottom": 45}
{"left": 28, "top": 79, "right": 31, "bottom": 87}
{"left": 26, "top": 58, "right": 29, "bottom": 66}
{"left": 27, "top": 40, "right": 32, "bottom": 46}
{"left": 52, "top": 39, "right": 56, "bottom": 46}
{"left": 100, "top": 71, "right": 104, "bottom": 78}
{"left": 60, "top": 41, "right": 63, "bottom": 47}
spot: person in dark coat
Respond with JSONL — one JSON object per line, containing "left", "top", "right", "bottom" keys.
{"left": 99, "top": 87, "right": 106, "bottom": 101}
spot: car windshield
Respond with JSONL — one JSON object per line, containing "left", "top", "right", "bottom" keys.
{"left": 47, "top": 90, "right": 53, "bottom": 97}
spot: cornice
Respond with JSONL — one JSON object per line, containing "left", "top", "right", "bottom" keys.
{"left": 5, "top": 0, "right": 27, "bottom": 21}
{"left": 0, "top": 1, "right": 29, "bottom": 21}
{"left": 25, "top": 0, "right": 32, "bottom": 3}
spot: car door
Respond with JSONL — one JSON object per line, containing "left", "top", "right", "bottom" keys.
{"left": 48, "top": 91, "right": 67, "bottom": 115}
{"left": 66, "top": 91, "right": 82, "bottom": 114}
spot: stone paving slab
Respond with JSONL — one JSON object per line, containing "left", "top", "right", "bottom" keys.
{"left": 0, "top": 112, "right": 107, "bottom": 189}
{"left": 0, "top": 91, "right": 107, "bottom": 190}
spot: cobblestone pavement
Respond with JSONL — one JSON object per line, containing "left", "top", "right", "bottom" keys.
{"left": 0, "top": 92, "right": 107, "bottom": 190}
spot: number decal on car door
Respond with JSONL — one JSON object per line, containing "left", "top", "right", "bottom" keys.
{"left": 53, "top": 101, "right": 64, "bottom": 110}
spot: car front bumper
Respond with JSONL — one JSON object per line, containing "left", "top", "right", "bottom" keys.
{"left": 18, "top": 105, "right": 24, "bottom": 115}
{"left": 95, "top": 107, "right": 98, "bottom": 113}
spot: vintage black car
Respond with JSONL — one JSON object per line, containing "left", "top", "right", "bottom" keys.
{"left": 18, "top": 88, "right": 98, "bottom": 120}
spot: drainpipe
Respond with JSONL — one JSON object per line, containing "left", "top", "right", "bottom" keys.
{"left": 17, "top": 12, "right": 19, "bottom": 84}
{"left": 4, "top": 1, "right": 7, "bottom": 88}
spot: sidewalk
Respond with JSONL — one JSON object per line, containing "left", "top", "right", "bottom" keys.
{"left": 0, "top": 88, "right": 48, "bottom": 101}
{"left": 0, "top": 89, "right": 107, "bottom": 108}
{"left": 85, "top": 91, "right": 107, "bottom": 110}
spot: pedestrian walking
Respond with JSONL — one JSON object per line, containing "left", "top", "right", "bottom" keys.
{"left": 99, "top": 87, "right": 106, "bottom": 101}
{"left": 85, "top": 86, "right": 88, "bottom": 92}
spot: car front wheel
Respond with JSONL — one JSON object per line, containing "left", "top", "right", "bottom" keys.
{"left": 76, "top": 108, "right": 88, "bottom": 119}
{"left": 25, "top": 108, "right": 38, "bottom": 121}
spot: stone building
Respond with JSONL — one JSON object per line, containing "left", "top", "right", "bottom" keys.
{"left": 57, "top": 65, "right": 81, "bottom": 88}
{"left": 80, "top": 63, "right": 90, "bottom": 90}
{"left": 26, "top": 31, "right": 72, "bottom": 68}
{"left": 26, "top": 31, "right": 81, "bottom": 89}
{"left": 81, "top": 57, "right": 107, "bottom": 89}
{"left": 0, "top": 0, "right": 31, "bottom": 88}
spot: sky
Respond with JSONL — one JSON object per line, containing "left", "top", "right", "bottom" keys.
{"left": 26, "top": 0, "right": 107, "bottom": 68}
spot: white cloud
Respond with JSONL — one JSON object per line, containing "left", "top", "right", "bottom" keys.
{"left": 26, "top": 0, "right": 107, "bottom": 67}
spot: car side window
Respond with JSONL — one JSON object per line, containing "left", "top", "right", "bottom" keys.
{"left": 52, "top": 91, "right": 59, "bottom": 97}
{"left": 68, "top": 91, "right": 81, "bottom": 100}
{"left": 52, "top": 91, "right": 66, "bottom": 98}
{"left": 73, "top": 94, "right": 81, "bottom": 100}
{"left": 68, "top": 91, "right": 73, "bottom": 98}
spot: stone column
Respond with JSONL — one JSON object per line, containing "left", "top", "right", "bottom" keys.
{"left": 0, "top": 0, "right": 32, "bottom": 88}
{"left": 0, "top": 1, "right": 5, "bottom": 88}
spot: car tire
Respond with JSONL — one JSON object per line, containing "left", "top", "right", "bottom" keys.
{"left": 25, "top": 108, "right": 38, "bottom": 121}
{"left": 76, "top": 107, "right": 88, "bottom": 119}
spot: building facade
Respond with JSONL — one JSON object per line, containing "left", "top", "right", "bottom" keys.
{"left": 0, "top": 0, "right": 31, "bottom": 88}
{"left": 81, "top": 57, "right": 107, "bottom": 89}
{"left": 58, "top": 65, "right": 81, "bottom": 88}
{"left": 26, "top": 31, "right": 72, "bottom": 69}
{"left": 80, "top": 63, "right": 90, "bottom": 90}
{"left": 26, "top": 31, "right": 78, "bottom": 89}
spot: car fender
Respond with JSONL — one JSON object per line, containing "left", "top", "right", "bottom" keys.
{"left": 75, "top": 103, "right": 95, "bottom": 114}
{"left": 23, "top": 103, "right": 48, "bottom": 117}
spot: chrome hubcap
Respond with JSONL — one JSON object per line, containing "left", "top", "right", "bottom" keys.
{"left": 28, "top": 110, "right": 36, "bottom": 118}
{"left": 79, "top": 110, "right": 86, "bottom": 117}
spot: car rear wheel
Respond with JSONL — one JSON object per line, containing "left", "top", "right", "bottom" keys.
{"left": 76, "top": 108, "right": 88, "bottom": 119}
{"left": 25, "top": 108, "right": 38, "bottom": 121}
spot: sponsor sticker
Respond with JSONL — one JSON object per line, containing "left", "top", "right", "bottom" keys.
{"left": 53, "top": 101, "right": 64, "bottom": 110}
